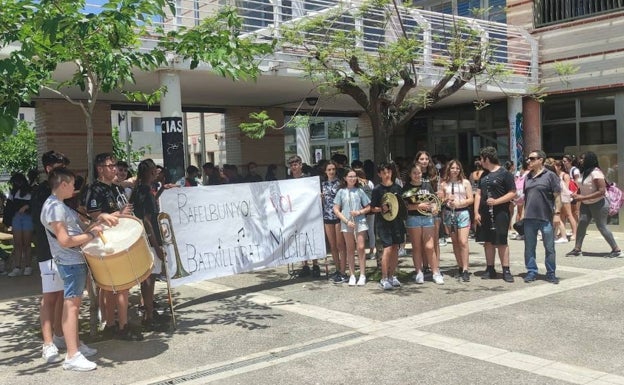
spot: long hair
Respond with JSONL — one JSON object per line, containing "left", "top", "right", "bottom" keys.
{"left": 414, "top": 151, "right": 437, "bottom": 180}
{"left": 442, "top": 159, "right": 467, "bottom": 183}
{"left": 9, "top": 173, "right": 30, "bottom": 196}
{"left": 339, "top": 168, "right": 362, "bottom": 189}
{"left": 580, "top": 151, "right": 599, "bottom": 180}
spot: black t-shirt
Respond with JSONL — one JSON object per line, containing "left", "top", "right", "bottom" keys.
{"left": 84, "top": 180, "right": 125, "bottom": 214}
{"left": 371, "top": 183, "right": 404, "bottom": 225}
{"left": 131, "top": 184, "right": 162, "bottom": 246}
{"left": 478, "top": 167, "right": 516, "bottom": 215}
{"left": 31, "top": 181, "right": 53, "bottom": 262}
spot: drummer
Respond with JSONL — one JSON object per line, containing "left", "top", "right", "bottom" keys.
{"left": 84, "top": 153, "right": 141, "bottom": 341}
{"left": 41, "top": 167, "right": 118, "bottom": 371}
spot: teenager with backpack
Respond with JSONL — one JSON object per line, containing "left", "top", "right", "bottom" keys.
{"left": 567, "top": 152, "right": 621, "bottom": 258}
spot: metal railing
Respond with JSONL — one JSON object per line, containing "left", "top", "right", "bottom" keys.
{"left": 86, "top": 0, "right": 538, "bottom": 88}
{"left": 534, "top": 0, "right": 624, "bottom": 27}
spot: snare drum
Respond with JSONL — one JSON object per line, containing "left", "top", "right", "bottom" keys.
{"left": 81, "top": 216, "right": 153, "bottom": 292}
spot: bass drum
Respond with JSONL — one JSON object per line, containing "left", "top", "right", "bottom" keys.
{"left": 381, "top": 192, "right": 407, "bottom": 222}
{"left": 81, "top": 215, "right": 153, "bottom": 292}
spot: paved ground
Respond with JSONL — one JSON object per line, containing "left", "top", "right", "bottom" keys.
{"left": 1, "top": 229, "right": 624, "bottom": 385}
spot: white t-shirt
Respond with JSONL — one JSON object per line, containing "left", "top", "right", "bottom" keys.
{"left": 579, "top": 168, "right": 605, "bottom": 205}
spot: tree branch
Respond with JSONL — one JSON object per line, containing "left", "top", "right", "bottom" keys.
{"left": 336, "top": 78, "right": 369, "bottom": 110}
{"left": 393, "top": 69, "right": 416, "bottom": 106}
{"left": 41, "top": 85, "right": 87, "bottom": 115}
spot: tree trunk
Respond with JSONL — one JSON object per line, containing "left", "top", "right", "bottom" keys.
{"left": 369, "top": 112, "right": 393, "bottom": 164}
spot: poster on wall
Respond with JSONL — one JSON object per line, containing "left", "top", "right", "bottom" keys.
{"left": 158, "top": 177, "right": 327, "bottom": 287}
{"left": 161, "top": 116, "right": 184, "bottom": 183}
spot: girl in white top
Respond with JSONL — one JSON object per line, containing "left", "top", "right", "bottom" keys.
{"left": 333, "top": 169, "right": 371, "bottom": 286}
{"left": 568, "top": 152, "right": 620, "bottom": 257}
{"left": 440, "top": 160, "right": 474, "bottom": 282}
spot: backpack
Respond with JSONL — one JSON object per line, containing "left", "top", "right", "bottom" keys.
{"left": 568, "top": 179, "right": 579, "bottom": 194}
{"left": 605, "top": 181, "right": 624, "bottom": 217}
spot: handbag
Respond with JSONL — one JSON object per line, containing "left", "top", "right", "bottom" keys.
{"left": 512, "top": 219, "right": 525, "bottom": 236}
{"left": 2, "top": 199, "right": 16, "bottom": 228}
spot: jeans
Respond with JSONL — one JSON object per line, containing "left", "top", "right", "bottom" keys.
{"left": 576, "top": 198, "right": 618, "bottom": 251}
{"left": 524, "top": 218, "right": 556, "bottom": 275}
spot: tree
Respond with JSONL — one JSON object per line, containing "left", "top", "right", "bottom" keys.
{"left": 241, "top": 0, "right": 517, "bottom": 162}
{"left": 111, "top": 126, "right": 150, "bottom": 170}
{"left": 0, "top": 0, "right": 274, "bottom": 181}
{"left": 0, "top": 120, "right": 37, "bottom": 175}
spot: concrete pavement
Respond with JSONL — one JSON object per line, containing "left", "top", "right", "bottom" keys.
{"left": 1, "top": 229, "right": 624, "bottom": 385}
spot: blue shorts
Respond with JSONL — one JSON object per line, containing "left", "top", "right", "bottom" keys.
{"left": 406, "top": 215, "right": 434, "bottom": 228}
{"left": 56, "top": 263, "right": 88, "bottom": 298}
{"left": 443, "top": 210, "right": 471, "bottom": 228}
{"left": 12, "top": 212, "right": 33, "bottom": 231}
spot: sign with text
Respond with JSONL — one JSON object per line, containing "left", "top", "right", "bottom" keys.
{"left": 160, "top": 116, "right": 184, "bottom": 183}
{"left": 159, "top": 177, "right": 326, "bottom": 287}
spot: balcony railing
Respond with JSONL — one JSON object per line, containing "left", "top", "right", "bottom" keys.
{"left": 87, "top": 0, "right": 538, "bottom": 90}
{"left": 534, "top": 0, "right": 624, "bottom": 27}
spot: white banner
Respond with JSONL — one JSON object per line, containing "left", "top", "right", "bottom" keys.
{"left": 158, "top": 177, "right": 326, "bottom": 287}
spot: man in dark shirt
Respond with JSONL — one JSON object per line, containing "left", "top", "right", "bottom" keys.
{"left": 522, "top": 150, "right": 561, "bottom": 284}
{"left": 84, "top": 153, "right": 140, "bottom": 341}
{"left": 474, "top": 147, "right": 517, "bottom": 283}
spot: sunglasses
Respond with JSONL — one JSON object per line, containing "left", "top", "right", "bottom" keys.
{"left": 527, "top": 156, "right": 541, "bottom": 161}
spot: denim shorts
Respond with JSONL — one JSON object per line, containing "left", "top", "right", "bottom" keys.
{"left": 12, "top": 212, "right": 33, "bottom": 231}
{"left": 56, "top": 263, "right": 88, "bottom": 298}
{"left": 406, "top": 215, "right": 434, "bottom": 228}
{"left": 443, "top": 210, "right": 470, "bottom": 228}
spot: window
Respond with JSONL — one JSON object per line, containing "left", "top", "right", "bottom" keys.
{"left": 131, "top": 117, "right": 144, "bottom": 132}
{"left": 534, "top": 0, "right": 624, "bottom": 27}
{"left": 580, "top": 120, "right": 616, "bottom": 145}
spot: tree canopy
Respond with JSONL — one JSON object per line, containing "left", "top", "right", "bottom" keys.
{"left": 0, "top": 0, "right": 274, "bottom": 179}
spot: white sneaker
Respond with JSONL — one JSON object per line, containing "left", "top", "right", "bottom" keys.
{"left": 78, "top": 342, "right": 97, "bottom": 357}
{"left": 357, "top": 275, "right": 366, "bottom": 286}
{"left": 555, "top": 237, "right": 569, "bottom": 244}
{"left": 398, "top": 247, "right": 407, "bottom": 257}
{"left": 414, "top": 271, "right": 424, "bottom": 284}
{"left": 42, "top": 343, "right": 62, "bottom": 363}
{"left": 53, "top": 334, "right": 66, "bottom": 349}
{"left": 23, "top": 267, "right": 33, "bottom": 276}
{"left": 348, "top": 274, "right": 356, "bottom": 286}
{"left": 433, "top": 273, "right": 445, "bottom": 285}
{"left": 379, "top": 278, "right": 393, "bottom": 290}
{"left": 7, "top": 268, "right": 22, "bottom": 277}
{"left": 439, "top": 238, "right": 447, "bottom": 246}
{"left": 63, "top": 352, "right": 96, "bottom": 371}
{"left": 390, "top": 276, "right": 401, "bottom": 287}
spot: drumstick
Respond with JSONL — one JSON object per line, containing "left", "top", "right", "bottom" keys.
{"left": 96, "top": 231, "right": 115, "bottom": 254}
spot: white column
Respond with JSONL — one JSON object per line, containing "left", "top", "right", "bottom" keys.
{"left": 296, "top": 122, "right": 311, "bottom": 165}
{"left": 159, "top": 70, "right": 185, "bottom": 183}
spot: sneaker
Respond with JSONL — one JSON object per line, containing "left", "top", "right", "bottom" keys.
{"left": 439, "top": 238, "right": 447, "bottom": 246}
{"left": 503, "top": 270, "right": 515, "bottom": 283}
{"left": 7, "top": 267, "right": 22, "bottom": 277}
{"left": 348, "top": 275, "right": 356, "bottom": 286}
{"left": 398, "top": 247, "right": 407, "bottom": 257}
{"left": 608, "top": 250, "right": 622, "bottom": 258}
{"left": 42, "top": 343, "right": 62, "bottom": 364}
{"left": 357, "top": 275, "right": 366, "bottom": 286}
{"left": 554, "top": 237, "right": 568, "bottom": 244}
{"left": 461, "top": 270, "right": 470, "bottom": 282}
{"left": 63, "top": 352, "right": 96, "bottom": 371}
{"left": 102, "top": 326, "right": 117, "bottom": 339}
{"left": 311, "top": 264, "right": 321, "bottom": 278}
{"left": 481, "top": 268, "right": 497, "bottom": 280}
{"left": 432, "top": 273, "right": 444, "bottom": 285}
{"left": 390, "top": 276, "right": 401, "bottom": 287}
{"left": 379, "top": 278, "right": 393, "bottom": 290}
{"left": 23, "top": 267, "right": 33, "bottom": 276}
{"left": 366, "top": 252, "right": 376, "bottom": 260}
{"left": 297, "top": 265, "right": 311, "bottom": 278}
{"left": 414, "top": 271, "right": 424, "bottom": 284}
{"left": 523, "top": 272, "right": 537, "bottom": 283}
{"left": 78, "top": 342, "right": 97, "bottom": 357}
{"left": 53, "top": 334, "right": 66, "bottom": 349}
{"left": 116, "top": 325, "right": 144, "bottom": 341}
{"left": 516, "top": 235, "right": 525, "bottom": 240}
{"left": 566, "top": 249, "right": 582, "bottom": 257}
{"left": 546, "top": 273, "right": 560, "bottom": 284}
{"left": 331, "top": 273, "right": 345, "bottom": 284}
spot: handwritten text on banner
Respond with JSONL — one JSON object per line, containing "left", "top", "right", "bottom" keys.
{"left": 158, "top": 177, "right": 326, "bottom": 287}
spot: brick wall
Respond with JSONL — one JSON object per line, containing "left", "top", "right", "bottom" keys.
{"left": 35, "top": 99, "right": 112, "bottom": 176}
